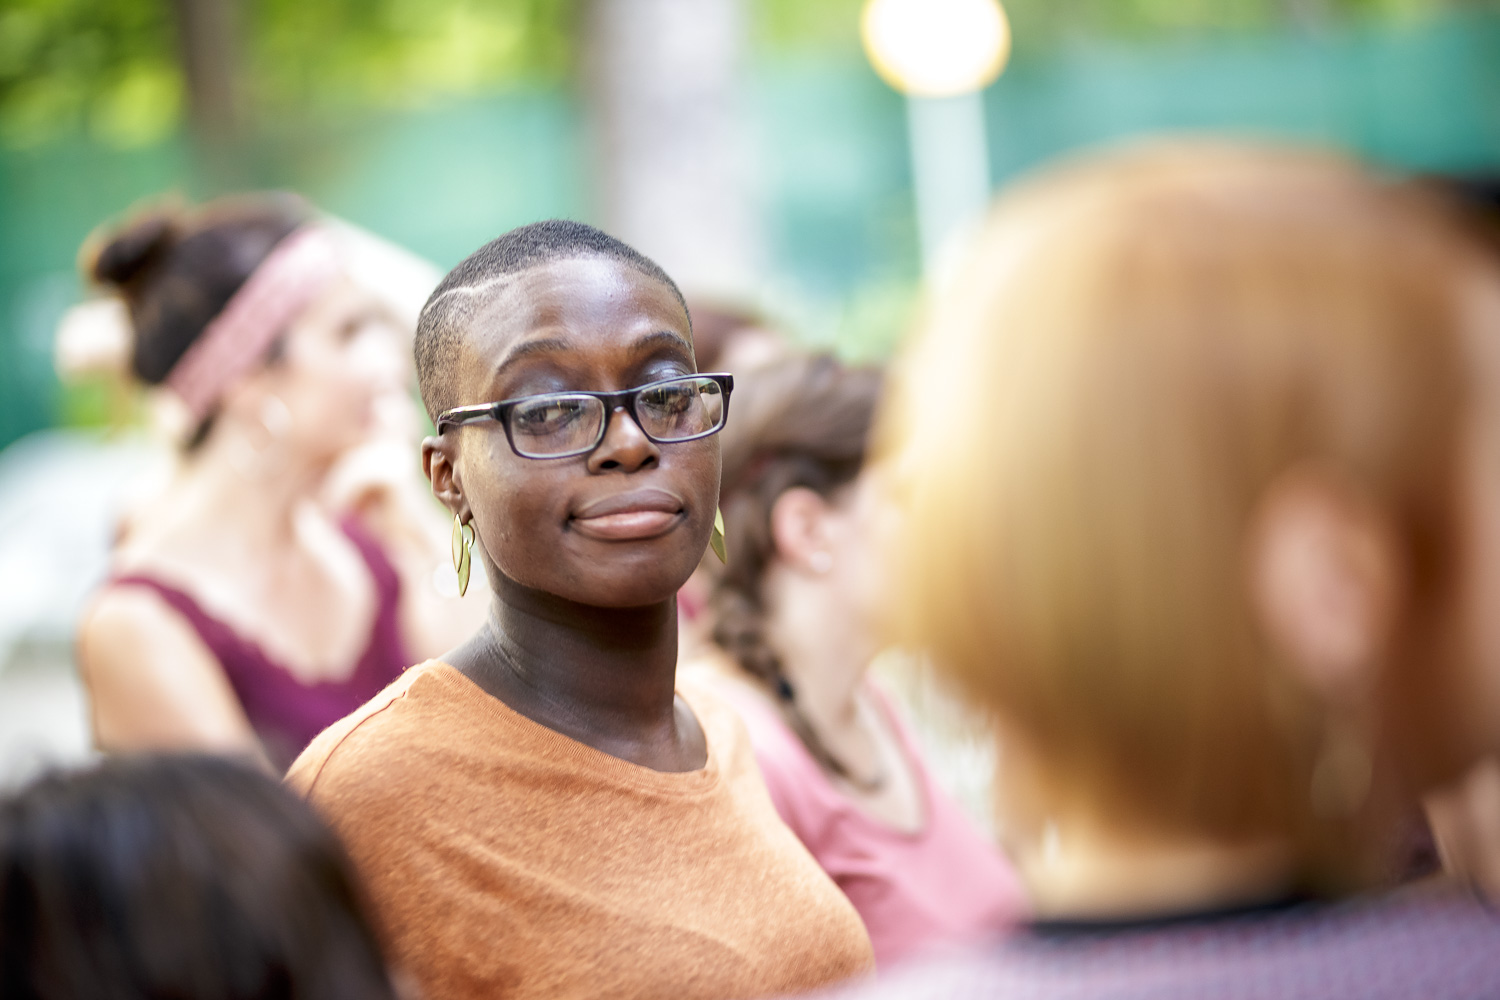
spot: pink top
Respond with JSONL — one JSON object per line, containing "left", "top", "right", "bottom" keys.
{"left": 704, "top": 674, "right": 1027, "bottom": 968}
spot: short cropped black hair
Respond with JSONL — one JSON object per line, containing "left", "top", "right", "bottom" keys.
{"left": 414, "top": 219, "right": 690, "bottom": 419}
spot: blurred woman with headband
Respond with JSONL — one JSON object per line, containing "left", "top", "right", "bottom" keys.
{"left": 76, "top": 194, "right": 481, "bottom": 771}
{"left": 834, "top": 144, "right": 1500, "bottom": 998}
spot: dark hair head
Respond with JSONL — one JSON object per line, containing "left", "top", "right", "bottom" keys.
{"left": 0, "top": 753, "right": 397, "bottom": 1000}
{"left": 1433, "top": 174, "right": 1500, "bottom": 256}
{"left": 683, "top": 300, "right": 769, "bottom": 373}
{"left": 709, "top": 354, "right": 883, "bottom": 782}
{"left": 414, "top": 219, "right": 690, "bottom": 419}
{"left": 84, "top": 193, "right": 312, "bottom": 386}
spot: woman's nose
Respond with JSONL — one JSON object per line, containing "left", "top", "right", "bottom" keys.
{"left": 587, "top": 405, "right": 660, "bottom": 473}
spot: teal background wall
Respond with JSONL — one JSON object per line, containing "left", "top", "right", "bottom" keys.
{"left": 3, "top": 11, "right": 1499, "bottom": 450}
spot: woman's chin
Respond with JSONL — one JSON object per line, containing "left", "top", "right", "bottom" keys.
{"left": 556, "top": 562, "right": 699, "bottom": 611}
{"left": 497, "top": 535, "right": 707, "bottom": 611}
{"left": 570, "top": 572, "right": 696, "bottom": 610}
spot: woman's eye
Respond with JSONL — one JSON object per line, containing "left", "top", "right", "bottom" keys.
{"left": 338, "top": 310, "right": 380, "bottom": 343}
{"left": 513, "top": 400, "right": 585, "bottom": 434}
{"left": 641, "top": 386, "right": 693, "bottom": 414}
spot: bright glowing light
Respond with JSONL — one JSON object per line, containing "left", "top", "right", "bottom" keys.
{"left": 861, "top": 0, "right": 1011, "bottom": 98}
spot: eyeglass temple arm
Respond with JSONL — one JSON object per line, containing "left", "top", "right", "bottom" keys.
{"left": 435, "top": 404, "right": 498, "bottom": 433}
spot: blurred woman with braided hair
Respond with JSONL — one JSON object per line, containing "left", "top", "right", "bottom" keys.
{"left": 688, "top": 354, "right": 1025, "bottom": 969}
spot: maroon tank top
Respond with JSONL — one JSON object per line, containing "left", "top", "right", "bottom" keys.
{"left": 112, "top": 517, "right": 411, "bottom": 771}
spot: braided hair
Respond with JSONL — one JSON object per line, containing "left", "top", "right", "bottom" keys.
{"left": 709, "top": 354, "right": 884, "bottom": 787}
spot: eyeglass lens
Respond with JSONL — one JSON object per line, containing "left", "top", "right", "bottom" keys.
{"left": 507, "top": 377, "right": 725, "bottom": 457}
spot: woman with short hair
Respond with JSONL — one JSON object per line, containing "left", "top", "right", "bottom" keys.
{"left": 288, "top": 220, "right": 874, "bottom": 1000}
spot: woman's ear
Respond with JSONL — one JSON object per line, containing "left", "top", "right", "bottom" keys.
{"left": 217, "top": 367, "right": 275, "bottom": 423}
{"left": 1248, "top": 466, "right": 1404, "bottom": 704}
{"left": 422, "top": 436, "right": 468, "bottom": 520}
{"left": 769, "top": 487, "right": 835, "bottom": 575}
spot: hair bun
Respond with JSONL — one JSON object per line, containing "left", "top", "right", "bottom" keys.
{"left": 90, "top": 212, "right": 176, "bottom": 287}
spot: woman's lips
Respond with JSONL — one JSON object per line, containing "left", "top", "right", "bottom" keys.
{"left": 569, "top": 488, "right": 685, "bottom": 541}
{"left": 570, "top": 509, "right": 682, "bottom": 540}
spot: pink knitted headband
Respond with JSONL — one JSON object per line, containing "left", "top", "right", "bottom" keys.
{"left": 164, "top": 226, "right": 341, "bottom": 422}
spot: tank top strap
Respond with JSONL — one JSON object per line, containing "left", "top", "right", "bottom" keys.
{"left": 108, "top": 573, "right": 287, "bottom": 679}
{"left": 107, "top": 521, "right": 411, "bottom": 770}
{"left": 109, "top": 518, "right": 401, "bottom": 683}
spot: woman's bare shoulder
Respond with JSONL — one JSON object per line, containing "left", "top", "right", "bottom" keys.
{"left": 78, "top": 584, "right": 262, "bottom": 757}
{"left": 80, "top": 585, "right": 209, "bottom": 668}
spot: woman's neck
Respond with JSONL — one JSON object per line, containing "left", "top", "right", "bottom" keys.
{"left": 450, "top": 572, "right": 706, "bottom": 773}
{"left": 202, "top": 426, "right": 328, "bottom": 529}
{"left": 763, "top": 566, "right": 873, "bottom": 731}
{"left": 127, "top": 422, "right": 331, "bottom": 556}
{"left": 759, "top": 565, "right": 927, "bottom": 830}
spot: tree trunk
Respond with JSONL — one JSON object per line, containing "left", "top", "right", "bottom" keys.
{"left": 168, "top": 0, "right": 241, "bottom": 150}
{"left": 581, "top": 0, "right": 760, "bottom": 300}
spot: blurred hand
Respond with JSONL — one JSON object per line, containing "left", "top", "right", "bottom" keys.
{"left": 322, "top": 388, "right": 426, "bottom": 515}
{"left": 1426, "top": 756, "right": 1500, "bottom": 899}
{"left": 324, "top": 436, "right": 418, "bottom": 518}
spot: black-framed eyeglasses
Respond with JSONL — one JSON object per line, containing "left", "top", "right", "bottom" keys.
{"left": 435, "top": 373, "right": 734, "bottom": 459}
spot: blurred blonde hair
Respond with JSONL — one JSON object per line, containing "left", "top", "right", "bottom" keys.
{"left": 882, "top": 142, "right": 1490, "bottom": 846}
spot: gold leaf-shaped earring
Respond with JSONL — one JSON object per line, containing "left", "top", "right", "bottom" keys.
{"left": 710, "top": 507, "right": 728, "bottom": 565}
{"left": 451, "top": 514, "right": 475, "bottom": 597}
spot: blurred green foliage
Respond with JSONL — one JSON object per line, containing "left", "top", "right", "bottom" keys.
{"left": 8, "top": 0, "right": 1498, "bottom": 152}
{"left": 0, "top": 0, "right": 179, "bottom": 148}
{"left": 754, "top": 0, "right": 1500, "bottom": 50}
{"left": 0, "top": 0, "right": 576, "bottom": 150}
{"left": 251, "top": 0, "right": 573, "bottom": 109}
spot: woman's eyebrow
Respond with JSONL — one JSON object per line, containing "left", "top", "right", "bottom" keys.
{"left": 632, "top": 329, "right": 695, "bottom": 359}
{"left": 491, "top": 329, "right": 694, "bottom": 384}
{"left": 493, "top": 336, "right": 571, "bottom": 379}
